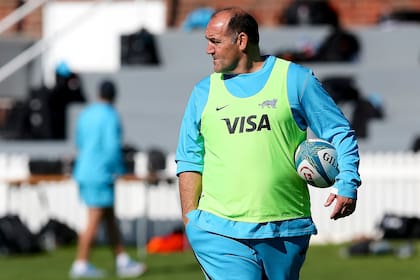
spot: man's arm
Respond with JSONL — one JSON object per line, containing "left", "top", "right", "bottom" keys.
{"left": 178, "top": 171, "right": 202, "bottom": 225}
{"left": 291, "top": 65, "right": 361, "bottom": 220}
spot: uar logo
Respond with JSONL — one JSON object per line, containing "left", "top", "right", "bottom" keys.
{"left": 259, "top": 99, "right": 277, "bottom": 108}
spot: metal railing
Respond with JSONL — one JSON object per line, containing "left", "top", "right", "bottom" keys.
{"left": 0, "top": 0, "right": 111, "bottom": 85}
{"left": 0, "top": 0, "right": 49, "bottom": 35}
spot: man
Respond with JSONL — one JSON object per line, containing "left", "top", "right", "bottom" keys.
{"left": 69, "top": 80, "right": 145, "bottom": 278}
{"left": 175, "top": 7, "right": 361, "bottom": 280}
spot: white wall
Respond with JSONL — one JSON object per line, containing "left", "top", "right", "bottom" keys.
{"left": 42, "top": 0, "right": 166, "bottom": 86}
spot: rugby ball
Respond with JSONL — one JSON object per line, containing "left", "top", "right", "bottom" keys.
{"left": 294, "top": 139, "right": 339, "bottom": 188}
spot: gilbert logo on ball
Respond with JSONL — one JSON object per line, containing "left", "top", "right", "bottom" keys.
{"left": 294, "top": 139, "right": 339, "bottom": 188}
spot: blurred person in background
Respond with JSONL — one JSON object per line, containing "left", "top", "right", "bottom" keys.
{"left": 49, "top": 61, "right": 86, "bottom": 140}
{"left": 69, "top": 79, "right": 145, "bottom": 279}
{"left": 181, "top": 6, "right": 215, "bottom": 31}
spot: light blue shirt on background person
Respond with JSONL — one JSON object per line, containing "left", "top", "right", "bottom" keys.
{"left": 73, "top": 101, "right": 125, "bottom": 185}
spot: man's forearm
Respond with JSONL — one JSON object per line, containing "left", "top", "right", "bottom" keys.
{"left": 178, "top": 171, "right": 202, "bottom": 224}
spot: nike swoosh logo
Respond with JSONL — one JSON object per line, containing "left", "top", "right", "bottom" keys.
{"left": 216, "top": 105, "right": 229, "bottom": 111}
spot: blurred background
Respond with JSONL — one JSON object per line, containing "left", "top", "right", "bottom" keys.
{"left": 1, "top": 0, "right": 420, "bottom": 275}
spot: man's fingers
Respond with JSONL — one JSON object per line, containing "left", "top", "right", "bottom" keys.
{"left": 341, "top": 206, "right": 354, "bottom": 215}
{"left": 324, "top": 193, "right": 336, "bottom": 207}
{"left": 325, "top": 194, "right": 357, "bottom": 220}
{"left": 331, "top": 204, "right": 355, "bottom": 220}
{"left": 330, "top": 203, "right": 342, "bottom": 219}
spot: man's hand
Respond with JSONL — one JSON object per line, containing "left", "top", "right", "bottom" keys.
{"left": 324, "top": 193, "right": 356, "bottom": 220}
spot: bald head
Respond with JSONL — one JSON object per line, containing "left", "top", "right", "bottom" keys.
{"left": 210, "top": 7, "right": 259, "bottom": 45}
{"left": 205, "top": 7, "right": 263, "bottom": 74}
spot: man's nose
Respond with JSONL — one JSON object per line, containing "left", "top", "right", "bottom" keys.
{"left": 206, "top": 42, "right": 214, "bottom": 55}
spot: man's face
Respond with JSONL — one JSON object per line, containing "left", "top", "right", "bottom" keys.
{"left": 205, "top": 13, "right": 241, "bottom": 74}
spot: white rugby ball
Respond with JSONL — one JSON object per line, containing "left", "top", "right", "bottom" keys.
{"left": 294, "top": 139, "right": 339, "bottom": 188}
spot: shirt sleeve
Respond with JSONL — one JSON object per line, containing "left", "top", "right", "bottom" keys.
{"left": 103, "top": 111, "right": 126, "bottom": 176}
{"left": 175, "top": 77, "right": 210, "bottom": 175}
{"left": 289, "top": 63, "right": 361, "bottom": 199}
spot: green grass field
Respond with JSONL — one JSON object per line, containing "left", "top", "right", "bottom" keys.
{"left": 0, "top": 242, "right": 419, "bottom": 280}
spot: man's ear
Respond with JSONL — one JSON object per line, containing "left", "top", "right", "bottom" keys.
{"left": 237, "top": 32, "right": 248, "bottom": 51}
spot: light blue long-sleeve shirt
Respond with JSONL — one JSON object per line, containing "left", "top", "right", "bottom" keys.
{"left": 176, "top": 55, "right": 361, "bottom": 239}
